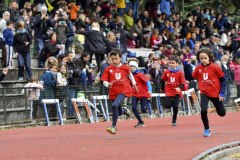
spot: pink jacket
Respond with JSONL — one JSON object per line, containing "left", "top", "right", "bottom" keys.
{"left": 231, "top": 63, "right": 240, "bottom": 86}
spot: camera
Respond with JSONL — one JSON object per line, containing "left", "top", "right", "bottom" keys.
{"left": 58, "top": 21, "right": 66, "bottom": 26}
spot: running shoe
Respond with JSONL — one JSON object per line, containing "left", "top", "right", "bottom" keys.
{"left": 122, "top": 106, "right": 131, "bottom": 117}
{"left": 107, "top": 126, "right": 117, "bottom": 134}
{"left": 203, "top": 129, "right": 211, "bottom": 137}
{"left": 172, "top": 120, "right": 177, "bottom": 126}
{"left": 135, "top": 122, "right": 145, "bottom": 128}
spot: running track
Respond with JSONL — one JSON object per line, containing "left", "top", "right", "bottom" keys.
{"left": 0, "top": 112, "right": 239, "bottom": 160}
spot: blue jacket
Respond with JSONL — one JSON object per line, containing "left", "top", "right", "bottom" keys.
{"left": 3, "top": 28, "right": 14, "bottom": 46}
{"left": 40, "top": 71, "right": 57, "bottom": 99}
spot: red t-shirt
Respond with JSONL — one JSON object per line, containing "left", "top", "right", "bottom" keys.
{"left": 162, "top": 70, "right": 185, "bottom": 96}
{"left": 132, "top": 72, "right": 151, "bottom": 98}
{"left": 192, "top": 63, "right": 224, "bottom": 98}
{"left": 101, "top": 64, "right": 132, "bottom": 100}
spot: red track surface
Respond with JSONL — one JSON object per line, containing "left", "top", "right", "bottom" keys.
{"left": 0, "top": 112, "right": 240, "bottom": 160}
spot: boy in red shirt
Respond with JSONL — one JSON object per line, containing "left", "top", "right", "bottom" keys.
{"left": 101, "top": 49, "right": 137, "bottom": 134}
{"left": 162, "top": 56, "right": 186, "bottom": 126}
{"left": 192, "top": 48, "right": 226, "bottom": 137}
{"left": 129, "top": 59, "right": 152, "bottom": 127}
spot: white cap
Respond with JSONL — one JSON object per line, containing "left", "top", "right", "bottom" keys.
{"left": 129, "top": 61, "right": 138, "bottom": 68}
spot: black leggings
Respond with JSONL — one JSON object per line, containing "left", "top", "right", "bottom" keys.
{"left": 132, "top": 97, "right": 147, "bottom": 123}
{"left": 165, "top": 95, "right": 180, "bottom": 122}
{"left": 200, "top": 94, "right": 226, "bottom": 129}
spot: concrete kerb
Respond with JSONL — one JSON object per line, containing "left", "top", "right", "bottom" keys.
{"left": 192, "top": 141, "right": 240, "bottom": 160}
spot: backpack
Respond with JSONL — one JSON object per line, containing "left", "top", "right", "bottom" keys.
{"left": 55, "top": 25, "right": 68, "bottom": 43}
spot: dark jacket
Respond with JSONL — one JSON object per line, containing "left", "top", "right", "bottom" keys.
{"left": 222, "top": 64, "right": 232, "bottom": 82}
{"left": 66, "top": 58, "right": 82, "bottom": 85}
{"left": 183, "top": 61, "right": 194, "bottom": 81}
{"left": 33, "top": 14, "right": 54, "bottom": 39}
{"left": 77, "top": 29, "right": 106, "bottom": 54}
{"left": 45, "top": 40, "right": 60, "bottom": 57}
{"left": 105, "top": 40, "right": 117, "bottom": 55}
{"left": 13, "top": 29, "right": 32, "bottom": 53}
{"left": 0, "top": 74, "right": 5, "bottom": 82}
{"left": 75, "top": 19, "right": 87, "bottom": 30}
{"left": 117, "top": 28, "right": 135, "bottom": 53}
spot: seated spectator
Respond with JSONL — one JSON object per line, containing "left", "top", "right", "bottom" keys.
{"left": 159, "top": 54, "right": 169, "bottom": 69}
{"left": 0, "top": 68, "right": 8, "bottom": 82}
{"left": 182, "top": 46, "right": 193, "bottom": 61}
{"left": 45, "top": 56, "right": 58, "bottom": 70}
{"left": 90, "top": 3, "right": 102, "bottom": 23}
{"left": 100, "top": 16, "right": 111, "bottom": 36}
{"left": 123, "top": 9, "right": 134, "bottom": 31}
{"left": 150, "top": 29, "right": 162, "bottom": 48}
{"left": 74, "top": 53, "right": 93, "bottom": 86}
{"left": 56, "top": 63, "right": 68, "bottom": 115}
{"left": 145, "top": 52, "right": 155, "bottom": 70}
{"left": 130, "top": 19, "right": 144, "bottom": 48}
{"left": 105, "top": 32, "right": 117, "bottom": 55}
{"left": 57, "top": 54, "right": 68, "bottom": 65}
{"left": 187, "top": 32, "right": 196, "bottom": 50}
{"left": 39, "top": 32, "right": 61, "bottom": 68}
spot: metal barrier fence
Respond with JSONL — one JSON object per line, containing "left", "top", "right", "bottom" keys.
{"left": 0, "top": 83, "right": 238, "bottom": 126}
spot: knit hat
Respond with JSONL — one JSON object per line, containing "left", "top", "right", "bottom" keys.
{"left": 129, "top": 61, "right": 138, "bottom": 68}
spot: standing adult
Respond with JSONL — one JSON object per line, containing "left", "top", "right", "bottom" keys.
{"left": 33, "top": 6, "right": 54, "bottom": 56}
{"left": 76, "top": 22, "right": 106, "bottom": 71}
{"left": 0, "top": 11, "right": 10, "bottom": 67}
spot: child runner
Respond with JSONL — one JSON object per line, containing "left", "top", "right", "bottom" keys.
{"left": 162, "top": 55, "right": 186, "bottom": 126}
{"left": 192, "top": 48, "right": 226, "bottom": 137}
{"left": 101, "top": 49, "right": 137, "bottom": 134}
{"left": 129, "top": 59, "right": 152, "bottom": 127}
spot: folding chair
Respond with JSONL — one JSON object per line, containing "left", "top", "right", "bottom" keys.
{"left": 41, "top": 99, "right": 63, "bottom": 126}
{"left": 234, "top": 98, "right": 240, "bottom": 111}
{"left": 92, "top": 95, "right": 109, "bottom": 122}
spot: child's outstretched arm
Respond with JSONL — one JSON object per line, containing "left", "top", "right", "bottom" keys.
{"left": 129, "top": 72, "right": 138, "bottom": 92}
{"left": 129, "top": 72, "right": 136, "bottom": 86}
{"left": 146, "top": 81, "right": 152, "bottom": 93}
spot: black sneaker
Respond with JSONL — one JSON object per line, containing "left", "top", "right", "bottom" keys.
{"left": 122, "top": 106, "right": 131, "bottom": 117}
{"left": 134, "top": 122, "right": 145, "bottom": 128}
{"left": 172, "top": 120, "right": 177, "bottom": 126}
